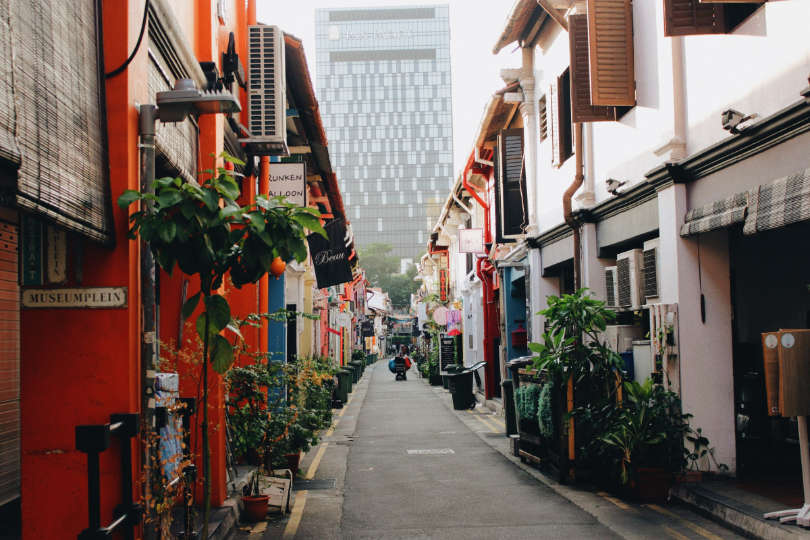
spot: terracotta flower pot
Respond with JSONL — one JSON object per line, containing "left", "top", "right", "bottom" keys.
{"left": 635, "top": 467, "right": 672, "bottom": 503}
{"left": 242, "top": 494, "right": 269, "bottom": 522}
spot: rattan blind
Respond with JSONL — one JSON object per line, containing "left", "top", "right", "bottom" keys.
{"left": 0, "top": 0, "right": 20, "bottom": 169}
{"left": 8, "top": 0, "right": 112, "bottom": 244}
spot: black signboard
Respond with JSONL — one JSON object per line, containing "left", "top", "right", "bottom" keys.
{"left": 439, "top": 336, "right": 456, "bottom": 371}
{"left": 307, "top": 218, "right": 353, "bottom": 289}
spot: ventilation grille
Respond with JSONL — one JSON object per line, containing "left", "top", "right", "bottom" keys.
{"left": 248, "top": 25, "right": 284, "bottom": 139}
{"left": 643, "top": 248, "right": 658, "bottom": 299}
{"left": 617, "top": 257, "right": 631, "bottom": 307}
{"left": 605, "top": 268, "right": 616, "bottom": 307}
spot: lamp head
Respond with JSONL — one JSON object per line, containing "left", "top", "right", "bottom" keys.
{"left": 156, "top": 78, "right": 241, "bottom": 123}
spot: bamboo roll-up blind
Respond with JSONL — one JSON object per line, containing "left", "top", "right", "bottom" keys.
{"left": 147, "top": 49, "right": 198, "bottom": 184}
{"left": 9, "top": 0, "right": 112, "bottom": 244}
{"left": 0, "top": 0, "right": 20, "bottom": 169}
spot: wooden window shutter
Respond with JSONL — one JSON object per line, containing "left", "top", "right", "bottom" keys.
{"left": 569, "top": 14, "right": 618, "bottom": 122}
{"left": 664, "top": 0, "right": 726, "bottom": 36}
{"left": 549, "top": 83, "right": 561, "bottom": 167}
{"left": 495, "top": 129, "right": 527, "bottom": 242}
{"left": 587, "top": 0, "right": 636, "bottom": 107}
{"left": 538, "top": 96, "right": 548, "bottom": 142}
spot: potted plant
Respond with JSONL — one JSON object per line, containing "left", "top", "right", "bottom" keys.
{"left": 241, "top": 468, "right": 269, "bottom": 522}
{"left": 598, "top": 379, "right": 690, "bottom": 502}
{"left": 677, "top": 427, "right": 729, "bottom": 483}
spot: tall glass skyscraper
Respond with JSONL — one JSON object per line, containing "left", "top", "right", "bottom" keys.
{"left": 315, "top": 6, "right": 453, "bottom": 263}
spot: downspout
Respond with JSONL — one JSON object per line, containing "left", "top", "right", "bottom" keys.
{"left": 138, "top": 104, "right": 158, "bottom": 522}
{"left": 463, "top": 153, "right": 492, "bottom": 244}
{"left": 563, "top": 122, "right": 584, "bottom": 290}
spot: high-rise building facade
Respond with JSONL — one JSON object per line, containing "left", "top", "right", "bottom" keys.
{"left": 315, "top": 6, "right": 453, "bottom": 262}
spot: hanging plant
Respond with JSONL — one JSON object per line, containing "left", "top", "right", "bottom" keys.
{"left": 118, "top": 152, "right": 326, "bottom": 536}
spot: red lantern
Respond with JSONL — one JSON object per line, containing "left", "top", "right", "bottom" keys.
{"left": 270, "top": 256, "right": 286, "bottom": 279}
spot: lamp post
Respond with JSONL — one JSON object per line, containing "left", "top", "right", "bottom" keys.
{"left": 138, "top": 79, "right": 240, "bottom": 537}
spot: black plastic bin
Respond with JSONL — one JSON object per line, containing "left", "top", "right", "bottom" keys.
{"left": 336, "top": 369, "right": 352, "bottom": 400}
{"left": 447, "top": 361, "right": 486, "bottom": 410}
{"left": 442, "top": 364, "right": 461, "bottom": 390}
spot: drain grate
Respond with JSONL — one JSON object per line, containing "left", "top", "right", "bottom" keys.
{"left": 293, "top": 478, "right": 336, "bottom": 491}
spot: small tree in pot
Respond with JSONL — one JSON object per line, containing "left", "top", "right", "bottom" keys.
{"left": 119, "top": 153, "right": 325, "bottom": 536}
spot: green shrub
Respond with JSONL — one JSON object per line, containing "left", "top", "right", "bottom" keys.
{"left": 515, "top": 384, "right": 541, "bottom": 421}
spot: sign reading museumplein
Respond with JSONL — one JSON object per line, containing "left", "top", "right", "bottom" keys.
{"left": 267, "top": 163, "right": 306, "bottom": 206}
{"left": 22, "top": 287, "right": 128, "bottom": 309}
{"left": 307, "top": 218, "right": 353, "bottom": 289}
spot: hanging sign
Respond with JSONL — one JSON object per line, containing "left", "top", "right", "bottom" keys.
{"left": 439, "top": 269, "right": 448, "bottom": 302}
{"left": 22, "top": 287, "right": 128, "bottom": 309}
{"left": 458, "top": 228, "right": 485, "bottom": 254}
{"left": 307, "top": 218, "right": 353, "bottom": 289}
{"left": 267, "top": 163, "right": 306, "bottom": 206}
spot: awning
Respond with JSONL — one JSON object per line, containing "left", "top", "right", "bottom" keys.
{"left": 680, "top": 191, "right": 749, "bottom": 237}
{"left": 743, "top": 167, "right": 810, "bottom": 235}
{"left": 680, "top": 167, "right": 810, "bottom": 237}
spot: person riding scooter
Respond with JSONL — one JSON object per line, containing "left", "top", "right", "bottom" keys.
{"left": 391, "top": 346, "right": 411, "bottom": 381}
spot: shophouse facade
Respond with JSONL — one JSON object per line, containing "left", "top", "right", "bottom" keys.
{"left": 422, "top": 0, "right": 810, "bottom": 484}
{"left": 0, "top": 1, "right": 358, "bottom": 537}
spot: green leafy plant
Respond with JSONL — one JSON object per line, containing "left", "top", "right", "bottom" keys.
{"left": 685, "top": 427, "right": 729, "bottom": 473}
{"left": 537, "top": 382, "right": 554, "bottom": 438}
{"left": 515, "top": 384, "right": 541, "bottom": 421}
{"left": 118, "top": 153, "right": 325, "bottom": 535}
{"left": 598, "top": 379, "right": 691, "bottom": 485}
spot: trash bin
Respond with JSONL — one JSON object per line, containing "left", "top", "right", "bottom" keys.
{"left": 501, "top": 379, "right": 517, "bottom": 436}
{"left": 447, "top": 361, "right": 486, "bottom": 410}
{"left": 366, "top": 353, "right": 377, "bottom": 366}
{"left": 348, "top": 362, "right": 360, "bottom": 384}
{"left": 349, "top": 360, "right": 363, "bottom": 381}
{"left": 442, "top": 364, "right": 461, "bottom": 390}
{"left": 336, "top": 369, "right": 352, "bottom": 400}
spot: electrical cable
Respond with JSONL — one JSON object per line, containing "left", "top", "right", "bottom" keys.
{"left": 105, "top": 0, "right": 149, "bottom": 79}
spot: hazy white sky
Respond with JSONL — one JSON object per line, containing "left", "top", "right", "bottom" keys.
{"left": 257, "top": 0, "right": 521, "bottom": 176}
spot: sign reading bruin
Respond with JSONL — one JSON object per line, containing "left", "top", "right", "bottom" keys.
{"left": 267, "top": 163, "right": 306, "bottom": 206}
{"left": 307, "top": 218, "right": 353, "bottom": 289}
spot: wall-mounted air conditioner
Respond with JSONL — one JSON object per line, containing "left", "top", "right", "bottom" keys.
{"left": 616, "top": 249, "right": 644, "bottom": 310}
{"left": 642, "top": 238, "right": 660, "bottom": 304}
{"left": 604, "top": 266, "right": 619, "bottom": 309}
{"left": 244, "top": 25, "right": 288, "bottom": 156}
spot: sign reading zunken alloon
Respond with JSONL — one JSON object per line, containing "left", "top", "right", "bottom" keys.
{"left": 307, "top": 219, "right": 353, "bottom": 289}
{"left": 22, "top": 287, "right": 128, "bottom": 309}
{"left": 267, "top": 163, "right": 306, "bottom": 206}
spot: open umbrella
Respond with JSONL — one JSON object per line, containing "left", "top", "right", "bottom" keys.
{"left": 447, "top": 328, "right": 461, "bottom": 336}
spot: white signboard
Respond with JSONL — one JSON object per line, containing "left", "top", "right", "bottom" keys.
{"left": 22, "top": 287, "right": 128, "bottom": 309}
{"left": 268, "top": 163, "right": 306, "bottom": 206}
{"left": 337, "top": 312, "right": 352, "bottom": 328}
{"left": 458, "top": 228, "right": 485, "bottom": 254}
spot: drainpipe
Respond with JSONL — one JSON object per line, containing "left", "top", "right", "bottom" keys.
{"left": 563, "top": 123, "right": 584, "bottom": 290}
{"left": 462, "top": 152, "right": 492, "bottom": 244}
{"left": 138, "top": 104, "right": 158, "bottom": 521}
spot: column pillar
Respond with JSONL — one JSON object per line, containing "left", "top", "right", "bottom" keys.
{"left": 657, "top": 183, "right": 736, "bottom": 472}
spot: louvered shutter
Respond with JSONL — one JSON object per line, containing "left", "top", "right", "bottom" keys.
{"left": 569, "top": 14, "right": 618, "bottom": 122}
{"left": 0, "top": 220, "right": 18, "bottom": 505}
{"left": 9, "top": 0, "right": 113, "bottom": 244}
{"left": 549, "top": 83, "right": 561, "bottom": 167}
{"left": 664, "top": 0, "right": 726, "bottom": 36}
{"left": 538, "top": 96, "right": 548, "bottom": 142}
{"left": 587, "top": 0, "right": 636, "bottom": 107}
{"left": 495, "top": 129, "right": 527, "bottom": 242}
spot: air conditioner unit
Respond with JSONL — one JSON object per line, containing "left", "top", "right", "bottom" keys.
{"left": 642, "top": 238, "right": 660, "bottom": 303}
{"left": 616, "top": 249, "right": 644, "bottom": 310}
{"left": 604, "top": 324, "right": 644, "bottom": 353}
{"left": 244, "top": 25, "right": 288, "bottom": 156}
{"left": 604, "top": 266, "right": 619, "bottom": 308}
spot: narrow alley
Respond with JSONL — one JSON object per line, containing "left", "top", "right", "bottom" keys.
{"left": 238, "top": 361, "right": 745, "bottom": 540}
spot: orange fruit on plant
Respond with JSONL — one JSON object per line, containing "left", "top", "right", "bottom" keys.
{"left": 270, "top": 256, "right": 286, "bottom": 278}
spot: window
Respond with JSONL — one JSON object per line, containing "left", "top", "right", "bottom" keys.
{"left": 663, "top": 0, "right": 763, "bottom": 36}
{"left": 538, "top": 96, "right": 548, "bottom": 142}
{"left": 550, "top": 68, "right": 573, "bottom": 167}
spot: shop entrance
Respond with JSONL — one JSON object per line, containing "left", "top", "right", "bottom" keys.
{"left": 730, "top": 221, "right": 810, "bottom": 502}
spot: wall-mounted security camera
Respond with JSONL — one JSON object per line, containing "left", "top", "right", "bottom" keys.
{"left": 721, "top": 108, "right": 758, "bottom": 135}
{"left": 605, "top": 178, "right": 627, "bottom": 196}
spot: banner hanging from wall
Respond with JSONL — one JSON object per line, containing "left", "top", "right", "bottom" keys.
{"left": 439, "top": 269, "right": 449, "bottom": 302}
{"left": 307, "top": 218, "right": 353, "bottom": 289}
{"left": 267, "top": 162, "right": 306, "bottom": 206}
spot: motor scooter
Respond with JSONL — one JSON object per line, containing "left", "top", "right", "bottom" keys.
{"left": 389, "top": 356, "right": 409, "bottom": 381}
